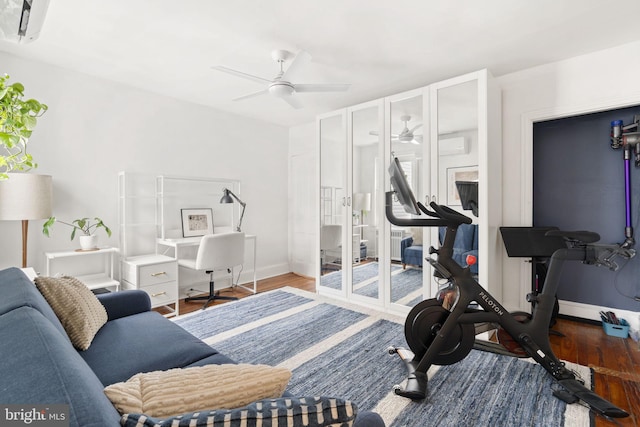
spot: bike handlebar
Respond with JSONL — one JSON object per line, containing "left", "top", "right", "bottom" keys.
{"left": 385, "top": 192, "right": 472, "bottom": 228}
{"left": 428, "top": 201, "right": 473, "bottom": 225}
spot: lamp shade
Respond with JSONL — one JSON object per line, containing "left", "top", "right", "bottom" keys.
{"left": 353, "top": 193, "right": 371, "bottom": 212}
{"left": 219, "top": 189, "right": 234, "bottom": 204}
{"left": 0, "top": 173, "right": 53, "bottom": 220}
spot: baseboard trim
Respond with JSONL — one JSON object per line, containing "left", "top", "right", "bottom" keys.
{"left": 559, "top": 299, "right": 639, "bottom": 330}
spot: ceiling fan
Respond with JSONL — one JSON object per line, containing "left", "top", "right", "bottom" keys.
{"left": 370, "top": 115, "right": 423, "bottom": 144}
{"left": 212, "top": 49, "right": 350, "bottom": 109}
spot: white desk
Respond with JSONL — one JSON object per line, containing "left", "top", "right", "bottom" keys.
{"left": 156, "top": 233, "right": 257, "bottom": 294}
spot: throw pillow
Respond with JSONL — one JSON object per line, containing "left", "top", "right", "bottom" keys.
{"left": 119, "top": 396, "right": 358, "bottom": 427}
{"left": 34, "top": 275, "right": 108, "bottom": 351}
{"left": 105, "top": 364, "right": 292, "bottom": 418}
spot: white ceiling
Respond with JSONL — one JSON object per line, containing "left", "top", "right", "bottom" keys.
{"left": 2, "top": 0, "right": 640, "bottom": 128}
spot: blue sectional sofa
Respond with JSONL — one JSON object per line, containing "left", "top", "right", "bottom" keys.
{"left": 0, "top": 267, "right": 384, "bottom": 427}
{"left": 401, "top": 223, "right": 479, "bottom": 274}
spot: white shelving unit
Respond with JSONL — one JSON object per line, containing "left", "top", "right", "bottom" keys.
{"left": 155, "top": 175, "right": 239, "bottom": 240}
{"left": 44, "top": 247, "right": 120, "bottom": 291}
{"left": 118, "top": 173, "right": 251, "bottom": 314}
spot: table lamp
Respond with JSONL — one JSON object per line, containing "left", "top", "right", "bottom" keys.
{"left": 220, "top": 188, "right": 246, "bottom": 232}
{"left": 0, "top": 173, "right": 53, "bottom": 267}
{"left": 353, "top": 192, "right": 371, "bottom": 224}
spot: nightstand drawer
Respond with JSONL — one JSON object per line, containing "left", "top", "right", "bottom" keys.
{"left": 123, "top": 255, "right": 177, "bottom": 287}
{"left": 143, "top": 281, "right": 178, "bottom": 306}
{"left": 137, "top": 262, "right": 176, "bottom": 286}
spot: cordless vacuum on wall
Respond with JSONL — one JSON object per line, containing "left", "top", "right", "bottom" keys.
{"left": 610, "top": 116, "right": 640, "bottom": 260}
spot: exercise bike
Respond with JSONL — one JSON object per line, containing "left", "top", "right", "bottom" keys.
{"left": 385, "top": 157, "right": 630, "bottom": 419}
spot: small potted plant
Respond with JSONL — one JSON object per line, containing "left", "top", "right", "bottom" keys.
{"left": 42, "top": 217, "right": 112, "bottom": 251}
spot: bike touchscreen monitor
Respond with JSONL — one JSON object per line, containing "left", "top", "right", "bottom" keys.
{"left": 389, "top": 157, "right": 420, "bottom": 216}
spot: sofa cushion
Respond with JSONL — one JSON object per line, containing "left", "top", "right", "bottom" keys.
{"left": 0, "top": 306, "right": 121, "bottom": 427}
{"left": 0, "top": 267, "right": 69, "bottom": 340}
{"left": 439, "top": 223, "right": 478, "bottom": 270}
{"left": 35, "top": 275, "right": 108, "bottom": 351}
{"left": 105, "top": 364, "right": 291, "bottom": 418}
{"left": 119, "top": 396, "right": 358, "bottom": 427}
{"left": 80, "top": 311, "right": 222, "bottom": 386}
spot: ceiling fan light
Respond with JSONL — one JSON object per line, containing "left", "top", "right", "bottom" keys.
{"left": 268, "top": 82, "right": 294, "bottom": 98}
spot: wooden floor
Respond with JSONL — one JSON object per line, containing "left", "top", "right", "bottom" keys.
{"left": 172, "top": 273, "right": 639, "bottom": 426}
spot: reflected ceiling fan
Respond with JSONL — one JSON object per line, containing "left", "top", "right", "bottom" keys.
{"left": 370, "top": 115, "right": 423, "bottom": 144}
{"left": 212, "top": 49, "right": 350, "bottom": 109}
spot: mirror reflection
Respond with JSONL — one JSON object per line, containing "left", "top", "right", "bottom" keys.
{"left": 437, "top": 80, "right": 479, "bottom": 281}
{"left": 320, "top": 114, "right": 345, "bottom": 291}
{"left": 389, "top": 95, "right": 424, "bottom": 307}
{"left": 351, "top": 105, "right": 380, "bottom": 299}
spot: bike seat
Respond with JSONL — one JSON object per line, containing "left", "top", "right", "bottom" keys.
{"left": 545, "top": 230, "right": 600, "bottom": 244}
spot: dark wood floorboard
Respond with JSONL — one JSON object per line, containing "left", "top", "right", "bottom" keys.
{"left": 164, "top": 273, "right": 639, "bottom": 426}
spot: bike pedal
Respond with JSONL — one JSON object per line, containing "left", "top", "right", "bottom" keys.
{"left": 553, "top": 389, "right": 578, "bottom": 404}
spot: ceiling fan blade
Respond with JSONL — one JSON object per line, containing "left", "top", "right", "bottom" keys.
{"left": 282, "top": 50, "right": 312, "bottom": 81}
{"left": 414, "top": 135, "right": 423, "bottom": 142}
{"left": 232, "top": 89, "right": 269, "bottom": 102}
{"left": 409, "top": 123, "right": 423, "bottom": 133}
{"left": 281, "top": 94, "right": 303, "bottom": 109}
{"left": 212, "top": 66, "right": 271, "bottom": 84}
{"left": 294, "top": 83, "right": 351, "bottom": 93}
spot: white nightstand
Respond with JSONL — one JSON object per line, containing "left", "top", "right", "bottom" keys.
{"left": 44, "top": 247, "right": 120, "bottom": 291}
{"left": 121, "top": 254, "right": 178, "bottom": 317}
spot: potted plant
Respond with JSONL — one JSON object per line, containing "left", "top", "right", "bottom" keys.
{"left": 42, "top": 217, "right": 112, "bottom": 251}
{"left": 0, "top": 74, "right": 48, "bottom": 180}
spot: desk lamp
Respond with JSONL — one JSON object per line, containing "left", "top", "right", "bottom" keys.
{"left": 220, "top": 188, "right": 246, "bottom": 232}
{"left": 0, "top": 174, "right": 52, "bottom": 267}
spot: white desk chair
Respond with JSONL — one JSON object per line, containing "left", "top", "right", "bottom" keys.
{"left": 178, "top": 232, "right": 245, "bottom": 309}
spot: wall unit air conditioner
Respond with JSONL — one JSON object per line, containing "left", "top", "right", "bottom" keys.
{"left": 0, "top": 0, "right": 50, "bottom": 43}
{"left": 439, "top": 136, "right": 468, "bottom": 156}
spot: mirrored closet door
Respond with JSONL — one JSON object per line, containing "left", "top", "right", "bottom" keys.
{"left": 386, "top": 89, "right": 428, "bottom": 309}
{"left": 318, "top": 111, "right": 347, "bottom": 295}
{"left": 429, "top": 70, "right": 502, "bottom": 297}
{"left": 349, "top": 100, "right": 383, "bottom": 304}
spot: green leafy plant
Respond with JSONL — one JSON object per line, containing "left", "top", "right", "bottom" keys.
{"left": 42, "top": 217, "right": 112, "bottom": 240}
{"left": 0, "top": 74, "right": 48, "bottom": 179}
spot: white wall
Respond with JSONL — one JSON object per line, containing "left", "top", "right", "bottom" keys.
{"left": 498, "top": 39, "right": 640, "bottom": 327}
{"left": 0, "top": 52, "right": 290, "bottom": 281}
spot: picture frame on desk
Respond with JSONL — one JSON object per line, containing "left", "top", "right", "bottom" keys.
{"left": 181, "top": 208, "right": 213, "bottom": 237}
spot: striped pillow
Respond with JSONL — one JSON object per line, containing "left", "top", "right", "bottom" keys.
{"left": 119, "top": 396, "right": 357, "bottom": 427}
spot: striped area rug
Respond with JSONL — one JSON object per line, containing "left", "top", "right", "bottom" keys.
{"left": 174, "top": 288, "right": 591, "bottom": 427}
{"left": 320, "top": 262, "right": 423, "bottom": 306}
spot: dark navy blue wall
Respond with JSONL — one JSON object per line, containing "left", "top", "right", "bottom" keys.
{"left": 533, "top": 106, "right": 640, "bottom": 311}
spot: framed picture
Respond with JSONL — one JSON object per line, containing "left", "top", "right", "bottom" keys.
{"left": 181, "top": 208, "right": 213, "bottom": 237}
{"left": 447, "top": 166, "right": 478, "bottom": 206}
